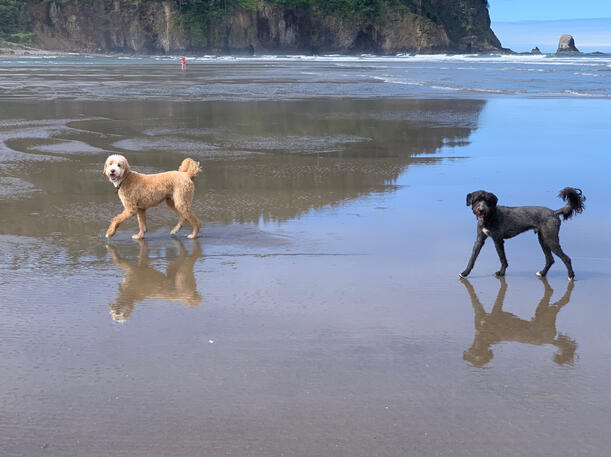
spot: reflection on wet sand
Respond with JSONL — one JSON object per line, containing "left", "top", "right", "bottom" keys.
{"left": 107, "top": 239, "right": 202, "bottom": 322}
{"left": 0, "top": 99, "right": 485, "bottom": 242}
{"left": 461, "top": 277, "right": 576, "bottom": 367}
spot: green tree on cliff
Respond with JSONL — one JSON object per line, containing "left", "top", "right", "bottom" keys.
{"left": 0, "top": 0, "right": 33, "bottom": 43}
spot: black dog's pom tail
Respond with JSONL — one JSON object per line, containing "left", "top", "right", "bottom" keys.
{"left": 556, "top": 187, "right": 586, "bottom": 220}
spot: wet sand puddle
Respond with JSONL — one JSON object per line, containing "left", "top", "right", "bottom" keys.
{"left": 1, "top": 63, "right": 610, "bottom": 457}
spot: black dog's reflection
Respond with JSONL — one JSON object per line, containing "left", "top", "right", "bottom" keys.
{"left": 107, "top": 239, "right": 202, "bottom": 322}
{"left": 460, "top": 277, "right": 576, "bottom": 367}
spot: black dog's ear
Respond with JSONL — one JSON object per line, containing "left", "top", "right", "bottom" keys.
{"left": 486, "top": 192, "right": 498, "bottom": 206}
{"left": 466, "top": 193, "right": 473, "bottom": 206}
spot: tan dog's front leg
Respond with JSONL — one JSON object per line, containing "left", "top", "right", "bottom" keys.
{"left": 106, "top": 208, "right": 136, "bottom": 238}
{"left": 133, "top": 209, "right": 147, "bottom": 240}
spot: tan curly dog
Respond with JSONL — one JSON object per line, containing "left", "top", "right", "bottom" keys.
{"left": 103, "top": 154, "right": 202, "bottom": 240}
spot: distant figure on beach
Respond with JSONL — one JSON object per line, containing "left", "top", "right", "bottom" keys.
{"left": 181, "top": 56, "right": 187, "bottom": 71}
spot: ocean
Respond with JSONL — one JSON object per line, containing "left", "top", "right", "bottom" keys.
{"left": 2, "top": 53, "right": 611, "bottom": 99}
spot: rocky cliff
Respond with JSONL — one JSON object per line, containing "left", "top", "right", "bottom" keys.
{"left": 26, "top": 0, "right": 503, "bottom": 54}
{"left": 28, "top": 0, "right": 187, "bottom": 53}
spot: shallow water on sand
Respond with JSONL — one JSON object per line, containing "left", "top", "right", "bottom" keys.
{"left": 1, "top": 61, "right": 611, "bottom": 457}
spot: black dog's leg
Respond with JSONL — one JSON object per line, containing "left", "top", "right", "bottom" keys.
{"left": 536, "top": 232, "right": 555, "bottom": 277}
{"left": 550, "top": 244, "right": 575, "bottom": 280}
{"left": 542, "top": 224, "right": 575, "bottom": 280}
{"left": 493, "top": 239, "right": 508, "bottom": 276}
{"left": 460, "top": 235, "right": 486, "bottom": 278}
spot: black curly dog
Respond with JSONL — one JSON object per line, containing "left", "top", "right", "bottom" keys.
{"left": 460, "top": 188, "right": 585, "bottom": 280}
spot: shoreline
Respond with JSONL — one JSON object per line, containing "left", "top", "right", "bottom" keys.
{"left": 2, "top": 43, "right": 609, "bottom": 59}
{"left": 0, "top": 43, "right": 78, "bottom": 57}
{"left": 0, "top": 41, "right": 514, "bottom": 58}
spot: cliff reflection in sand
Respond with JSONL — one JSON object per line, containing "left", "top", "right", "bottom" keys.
{"left": 0, "top": 99, "right": 485, "bottom": 244}
{"left": 460, "top": 278, "right": 576, "bottom": 367}
{"left": 107, "top": 239, "right": 202, "bottom": 322}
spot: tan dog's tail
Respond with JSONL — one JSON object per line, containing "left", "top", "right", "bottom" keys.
{"left": 178, "top": 158, "right": 202, "bottom": 180}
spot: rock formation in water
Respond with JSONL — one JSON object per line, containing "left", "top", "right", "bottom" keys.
{"left": 556, "top": 34, "right": 580, "bottom": 54}
{"left": 25, "top": 0, "right": 504, "bottom": 55}
{"left": 518, "top": 46, "right": 542, "bottom": 56}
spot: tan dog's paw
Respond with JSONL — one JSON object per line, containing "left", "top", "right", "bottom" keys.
{"left": 105, "top": 230, "right": 115, "bottom": 238}
{"left": 132, "top": 233, "right": 144, "bottom": 240}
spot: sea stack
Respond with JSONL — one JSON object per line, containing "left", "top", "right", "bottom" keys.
{"left": 556, "top": 34, "right": 580, "bottom": 54}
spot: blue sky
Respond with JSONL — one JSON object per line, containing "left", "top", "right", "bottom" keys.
{"left": 489, "top": 0, "right": 611, "bottom": 22}
{"left": 489, "top": 1, "right": 611, "bottom": 52}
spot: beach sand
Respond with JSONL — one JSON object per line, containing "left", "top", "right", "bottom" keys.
{"left": 1, "top": 62, "right": 610, "bottom": 457}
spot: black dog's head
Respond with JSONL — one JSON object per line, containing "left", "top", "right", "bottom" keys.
{"left": 466, "top": 190, "right": 498, "bottom": 221}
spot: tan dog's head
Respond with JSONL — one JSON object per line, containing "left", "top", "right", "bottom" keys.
{"left": 109, "top": 301, "right": 133, "bottom": 323}
{"left": 104, "top": 154, "right": 130, "bottom": 187}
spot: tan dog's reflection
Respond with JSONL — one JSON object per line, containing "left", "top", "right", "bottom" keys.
{"left": 461, "top": 277, "right": 576, "bottom": 367}
{"left": 107, "top": 239, "right": 202, "bottom": 322}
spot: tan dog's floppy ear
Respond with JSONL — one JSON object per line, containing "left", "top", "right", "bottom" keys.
{"left": 466, "top": 193, "right": 472, "bottom": 206}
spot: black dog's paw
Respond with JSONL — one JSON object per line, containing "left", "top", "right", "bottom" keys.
{"left": 459, "top": 272, "right": 469, "bottom": 279}
{"left": 494, "top": 271, "right": 505, "bottom": 277}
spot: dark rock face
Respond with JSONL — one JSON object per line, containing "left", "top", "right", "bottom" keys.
{"left": 27, "top": 0, "right": 504, "bottom": 55}
{"left": 29, "top": 0, "right": 187, "bottom": 53}
{"left": 557, "top": 34, "right": 580, "bottom": 54}
{"left": 252, "top": 6, "right": 453, "bottom": 55}
{"left": 531, "top": 46, "right": 542, "bottom": 55}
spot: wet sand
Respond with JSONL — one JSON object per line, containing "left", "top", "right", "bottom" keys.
{"left": 1, "top": 63, "right": 611, "bottom": 457}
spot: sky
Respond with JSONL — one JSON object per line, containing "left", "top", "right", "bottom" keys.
{"left": 489, "top": 0, "right": 611, "bottom": 52}
{"left": 489, "top": 0, "right": 611, "bottom": 22}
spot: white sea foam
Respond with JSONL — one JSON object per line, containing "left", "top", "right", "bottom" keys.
{"left": 429, "top": 85, "right": 461, "bottom": 91}
{"left": 3, "top": 52, "right": 611, "bottom": 66}
{"left": 164, "top": 53, "right": 611, "bottom": 71}
{"left": 372, "top": 76, "right": 425, "bottom": 87}
{"left": 562, "top": 89, "right": 611, "bottom": 97}
{"left": 574, "top": 72, "right": 600, "bottom": 77}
